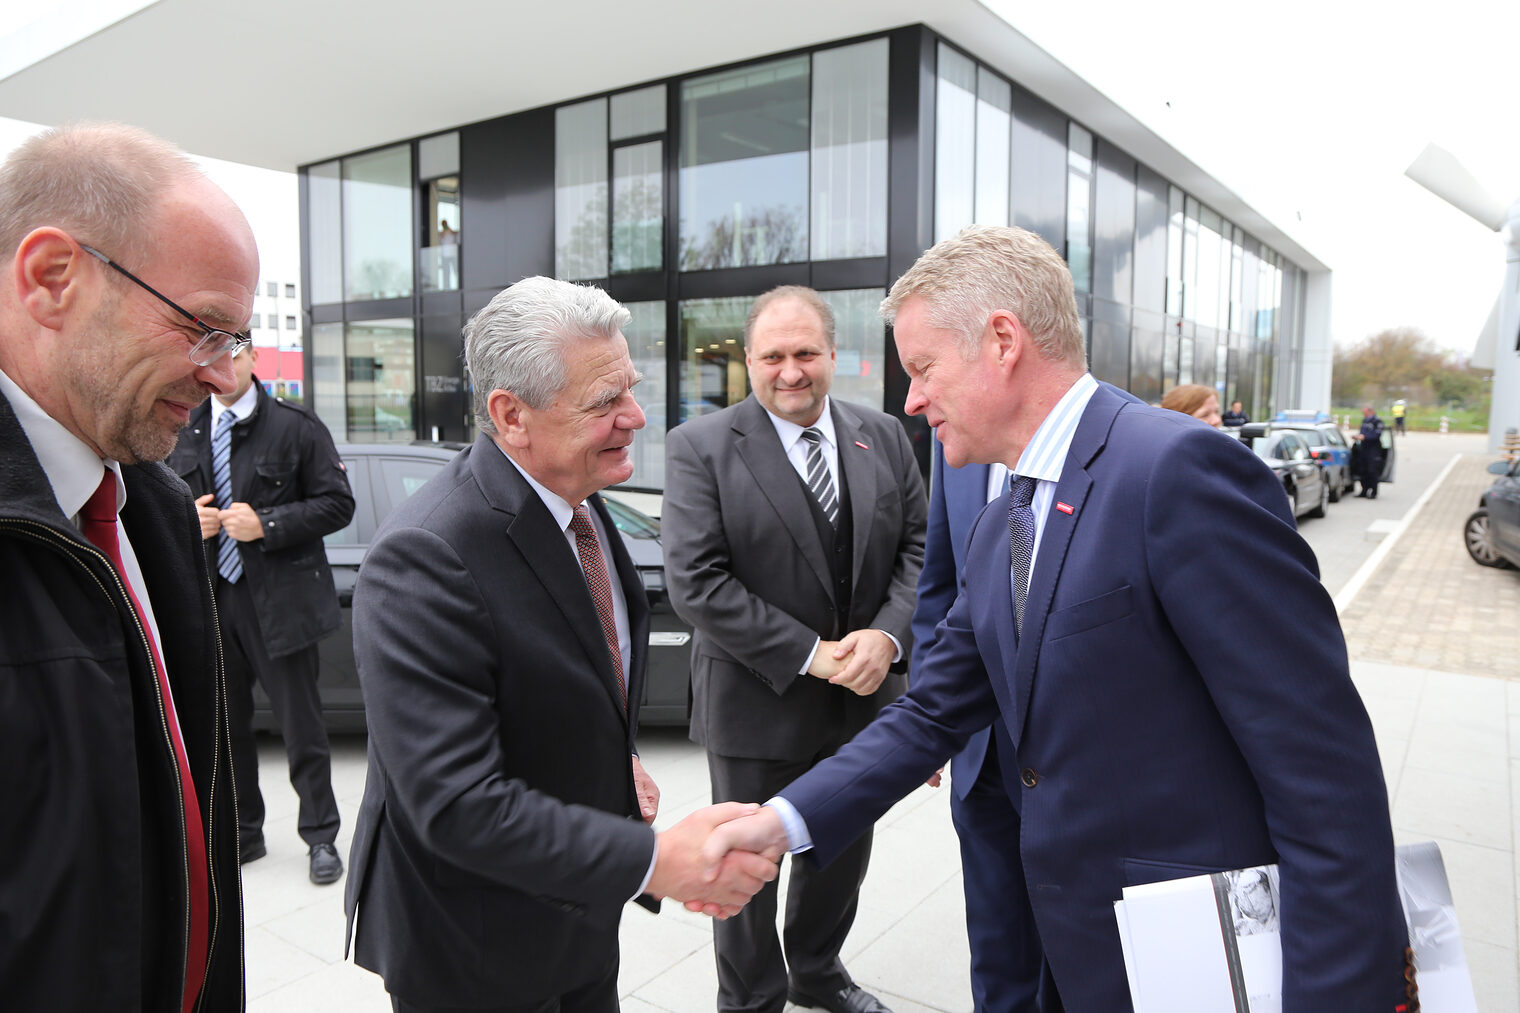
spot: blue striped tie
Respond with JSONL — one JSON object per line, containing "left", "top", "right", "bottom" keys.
{"left": 213, "top": 410, "right": 243, "bottom": 583}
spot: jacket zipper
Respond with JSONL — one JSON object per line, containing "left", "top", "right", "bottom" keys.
{"left": 0, "top": 518, "right": 198, "bottom": 1005}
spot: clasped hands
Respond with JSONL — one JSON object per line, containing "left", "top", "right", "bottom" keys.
{"left": 807, "top": 628, "right": 894, "bottom": 695}
{"left": 195, "top": 495, "right": 264, "bottom": 541}
{"left": 646, "top": 803, "right": 791, "bottom": 919}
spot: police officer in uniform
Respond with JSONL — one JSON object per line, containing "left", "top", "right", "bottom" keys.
{"left": 1352, "top": 403, "right": 1387, "bottom": 499}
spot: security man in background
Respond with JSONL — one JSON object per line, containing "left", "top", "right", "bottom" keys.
{"left": 169, "top": 345, "right": 355, "bottom": 884}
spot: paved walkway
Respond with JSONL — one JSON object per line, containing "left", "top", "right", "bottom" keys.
{"left": 241, "top": 432, "right": 1520, "bottom": 1012}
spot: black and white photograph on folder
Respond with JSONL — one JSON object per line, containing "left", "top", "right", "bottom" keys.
{"left": 1113, "top": 841, "right": 1478, "bottom": 1012}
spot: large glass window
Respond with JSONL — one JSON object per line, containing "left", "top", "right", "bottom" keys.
{"left": 308, "top": 160, "right": 342, "bottom": 304}
{"left": 312, "top": 322, "right": 346, "bottom": 441}
{"left": 624, "top": 301, "right": 667, "bottom": 488}
{"left": 811, "top": 39, "right": 888, "bottom": 260}
{"left": 612, "top": 142, "right": 663, "bottom": 273}
{"left": 611, "top": 85, "right": 665, "bottom": 141}
{"left": 974, "top": 68, "right": 1011, "bottom": 227}
{"left": 1165, "top": 185, "right": 1185, "bottom": 317}
{"left": 1195, "top": 206, "right": 1223, "bottom": 329}
{"left": 934, "top": 44, "right": 976, "bottom": 242}
{"left": 680, "top": 57, "right": 810, "bottom": 270}
{"left": 679, "top": 297, "right": 749, "bottom": 420}
{"left": 420, "top": 132, "right": 461, "bottom": 292}
{"left": 1066, "top": 123, "right": 1094, "bottom": 294}
{"left": 342, "top": 145, "right": 413, "bottom": 302}
{"left": 556, "top": 98, "right": 609, "bottom": 280}
{"left": 345, "top": 319, "right": 416, "bottom": 444}
{"left": 819, "top": 289, "right": 887, "bottom": 411}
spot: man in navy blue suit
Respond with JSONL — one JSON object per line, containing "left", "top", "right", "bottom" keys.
{"left": 698, "top": 225, "right": 1409, "bottom": 1012}
{"left": 913, "top": 442, "right": 1051, "bottom": 1012}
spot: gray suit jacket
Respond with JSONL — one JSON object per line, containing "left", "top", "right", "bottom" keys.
{"left": 663, "top": 395, "right": 926, "bottom": 761}
{"left": 344, "top": 435, "right": 655, "bottom": 1007}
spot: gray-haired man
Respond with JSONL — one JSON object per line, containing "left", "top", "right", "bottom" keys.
{"left": 344, "top": 275, "right": 778, "bottom": 1013}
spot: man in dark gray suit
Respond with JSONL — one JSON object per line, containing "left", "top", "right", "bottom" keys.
{"left": 345, "top": 276, "right": 779, "bottom": 1013}
{"left": 663, "top": 286, "right": 927, "bottom": 1013}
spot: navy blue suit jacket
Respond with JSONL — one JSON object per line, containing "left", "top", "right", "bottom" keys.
{"left": 782, "top": 382, "right": 1405, "bottom": 1012}
{"left": 910, "top": 446, "right": 996, "bottom": 798}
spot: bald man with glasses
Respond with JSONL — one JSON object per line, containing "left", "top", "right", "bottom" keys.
{"left": 0, "top": 123, "right": 256, "bottom": 1011}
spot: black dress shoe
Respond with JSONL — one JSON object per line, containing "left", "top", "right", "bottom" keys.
{"left": 787, "top": 983, "right": 893, "bottom": 1013}
{"left": 239, "top": 837, "right": 266, "bottom": 865}
{"left": 309, "top": 842, "right": 343, "bottom": 885}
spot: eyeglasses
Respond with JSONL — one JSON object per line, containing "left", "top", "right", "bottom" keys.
{"left": 81, "top": 245, "right": 251, "bottom": 366}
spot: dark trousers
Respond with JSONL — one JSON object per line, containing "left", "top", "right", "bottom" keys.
{"left": 708, "top": 749, "right": 874, "bottom": 1013}
{"left": 1358, "top": 452, "right": 1385, "bottom": 497}
{"left": 216, "top": 575, "right": 339, "bottom": 847}
{"left": 390, "top": 956, "right": 617, "bottom": 1013}
{"left": 952, "top": 734, "right": 1056, "bottom": 1013}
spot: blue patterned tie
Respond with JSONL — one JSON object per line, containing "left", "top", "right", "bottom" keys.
{"left": 1007, "top": 475, "right": 1037, "bottom": 636}
{"left": 213, "top": 410, "right": 243, "bottom": 583}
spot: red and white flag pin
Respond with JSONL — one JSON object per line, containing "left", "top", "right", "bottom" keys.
{"left": 1055, "top": 501, "right": 1075, "bottom": 515}
{"left": 855, "top": 440, "right": 870, "bottom": 450}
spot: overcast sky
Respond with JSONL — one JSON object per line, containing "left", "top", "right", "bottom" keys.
{"left": 991, "top": 0, "right": 1519, "bottom": 355}
{"left": 4, "top": 0, "right": 1516, "bottom": 355}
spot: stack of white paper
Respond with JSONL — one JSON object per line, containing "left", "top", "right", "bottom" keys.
{"left": 1113, "top": 841, "right": 1476, "bottom": 1012}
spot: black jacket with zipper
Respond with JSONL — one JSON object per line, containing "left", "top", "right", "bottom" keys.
{"left": 0, "top": 389, "right": 244, "bottom": 1011}
{"left": 166, "top": 382, "right": 353, "bottom": 658}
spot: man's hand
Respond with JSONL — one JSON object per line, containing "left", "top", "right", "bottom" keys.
{"left": 925, "top": 767, "right": 944, "bottom": 788}
{"left": 684, "top": 806, "right": 791, "bottom": 916}
{"left": 827, "top": 629, "right": 895, "bottom": 696}
{"left": 218, "top": 502, "right": 265, "bottom": 542}
{"left": 807, "top": 641, "right": 844, "bottom": 681}
{"left": 631, "top": 754, "right": 660, "bottom": 824}
{"left": 647, "top": 803, "right": 779, "bottom": 918}
{"left": 194, "top": 494, "right": 222, "bottom": 540}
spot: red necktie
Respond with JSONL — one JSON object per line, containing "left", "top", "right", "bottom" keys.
{"left": 80, "top": 470, "right": 209, "bottom": 1013}
{"left": 570, "top": 504, "right": 626, "bottom": 709}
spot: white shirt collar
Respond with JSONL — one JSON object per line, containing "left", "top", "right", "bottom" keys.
{"left": 0, "top": 365, "right": 122, "bottom": 521}
{"left": 1013, "top": 373, "right": 1099, "bottom": 485}
{"left": 762, "top": 395, "right": 836, "bottom": 454}
{"left": 211, "top": 377, "right": 259, "bottom": 430}
{"left": 498, "top": 444, "right": 579, "bottom": 532}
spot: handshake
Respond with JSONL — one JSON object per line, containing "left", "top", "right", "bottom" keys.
{"left": 644, "top": 802, "right": 792, "bottom": 919}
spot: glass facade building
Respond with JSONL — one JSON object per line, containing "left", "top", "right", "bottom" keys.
{"left": 299, "top": 24, "right": 1309, "bottom": 489}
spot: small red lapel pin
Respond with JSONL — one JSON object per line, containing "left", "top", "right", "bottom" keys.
{"left": 855, "top": 440, "right": 869, "bottom": 450}
{"left": 1055, "top": 501, "right": 1074, "bottom": 514}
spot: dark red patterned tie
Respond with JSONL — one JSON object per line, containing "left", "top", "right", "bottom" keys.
{"left": 80, "top": 470, "right": 209, "bottom": 1013}
{"left": 569, "top": 504, "right": 626, "bottom": 709}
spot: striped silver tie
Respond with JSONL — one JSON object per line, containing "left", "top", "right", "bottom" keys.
{"left": 801, "top": 427, "right": 838, "bottom": 527}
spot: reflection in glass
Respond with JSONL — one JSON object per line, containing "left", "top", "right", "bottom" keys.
{"left": 975, "top": 68, "right": 1011, "bottom": 227}
{"left": 345, "top": 319, "right": 416, "bottom": 444}
{"left": 679, "top": 297, "right": 749, "bottom": 420}
{"left": 1166, "top": 185, "right": 1185, "bottom": 317}
{"left": 308, "top": 161, "right": 342, "bottom": 305}
{"left": 1230, "top": 231, "right": 1245, "bottom": 332}
{"left": 934, "top": 44, "right": 976, "bottom": 242}
{"left": 680, "top": 57, "right": 809, "bottom": 270}
{"left": 312, "top": 322, "right": 346, "bottom": 442}
{"left": 1178, "top": 334, "right": 1195, "bottom": 385}
{"left": 557, "top": 98, "right": 608, "bottom": 280}
{"left": 1066, "top": 122, "right": 1093, "bottom": 294}
{"left": 343, "top": 145, "right": 413, "bottom": 302}
{"left": 1195, "top": 206, "right": 1222, "bottom": 329}
{"left": 818, "top": 289, "right": 886, "bottom": 411}
{"left": 1182, "top": 196, "right": 1200, "bottom": 321}
{"left": 623, "top": 301, "right": 667, "bottom": 488}
{"left": 613, "top": 142, "right": 663, "bottom": 273}
{"left": 421, "top": 175, "right": 461, "bottom": 292}
{"left": 812, "top": 39, "right": 888, "bottom": 260}
{"left": 611, "top": 84, "right": 666, "bottom": 141}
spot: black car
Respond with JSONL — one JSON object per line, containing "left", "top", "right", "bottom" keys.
{"left": 254, "top": 442, "right": 693, "bottom": 731}
{"left": 1236, "top": 423, "right": 1330, "bottom": 521}
{"left": 1463, "top": 457, "right": 1520, "bottom": 569}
